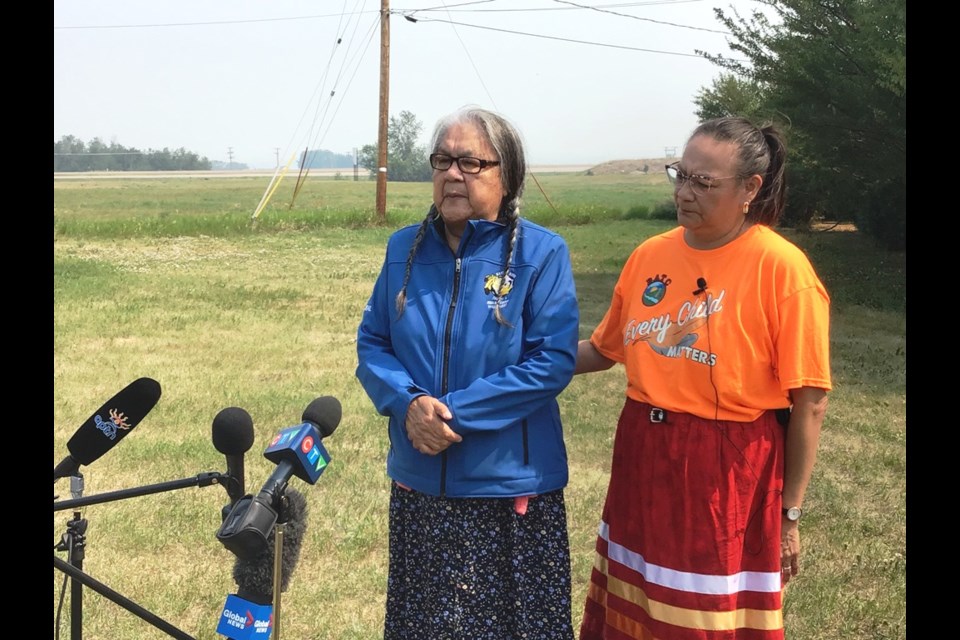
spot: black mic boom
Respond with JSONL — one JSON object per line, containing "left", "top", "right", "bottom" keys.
{"left": 232, "top": 488, "right": 309, "bottom": 605}
{"left": 212, "top": 407, "right": 255, "bottom": 506}
{"left": 54, "top": 377, "right": 162, "bottom": 481}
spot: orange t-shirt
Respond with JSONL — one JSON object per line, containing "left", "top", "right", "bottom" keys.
{"left": 591, "top": 225, "right": 832, "bottom": 421}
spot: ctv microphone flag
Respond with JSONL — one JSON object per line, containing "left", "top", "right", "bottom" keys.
{"left": 263, "top": 421, "right": 331, "bottom": 486}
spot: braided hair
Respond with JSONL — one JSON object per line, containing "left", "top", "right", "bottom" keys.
{"left": 395, "top": 107, "right": 527, "bottom": 327}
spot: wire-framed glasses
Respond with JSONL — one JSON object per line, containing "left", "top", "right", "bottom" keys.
{"left": 430, "top": 153, "right": 501, "bottom": 174}
{"left": 665, "top": 162, "right": 741, "bottom": 196}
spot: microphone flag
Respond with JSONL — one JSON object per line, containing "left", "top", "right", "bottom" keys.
{"left": 216, "top": 594, "right": 272, "bottom": 639}
{"left": 264, "top": 422, "right": 331, "bottom": 485}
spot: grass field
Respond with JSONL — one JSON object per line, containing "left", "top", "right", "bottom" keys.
{"left": 53, "top": 173, "right": 905, "bottom": 640}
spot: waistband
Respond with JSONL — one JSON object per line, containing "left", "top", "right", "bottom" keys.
{"left": 629, "top": 399, "right": 791, "bottom": 427}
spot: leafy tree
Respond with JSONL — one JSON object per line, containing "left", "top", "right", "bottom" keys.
{"left": 694, "top": 73, "right": 766, "bottom": 122}
{"left": 697, "top": 0, "right": 906, "bottom": 249}
{"left": 359, "top": 110, "right": 433, "bottom": 182}
{"left": 53, "top": 136, "right": 213, "bottom": 172}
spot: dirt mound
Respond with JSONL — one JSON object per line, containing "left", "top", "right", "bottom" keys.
{"left": 585, "top": 158, "right": 674, "bottom": 176}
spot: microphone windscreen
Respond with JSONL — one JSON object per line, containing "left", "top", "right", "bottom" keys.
{"left": 67, "top": 377, "right": 162, "bottom": 465}
{"left": 212, "top": 407, "right": 255, "bottom": 455}
{"left": 302, "top": 396, "right": 342, "bottom": 438}
{"left": 233, "top": 488, "right": 309, "bottom": 604}
{"left": 275, "top": 488, "right": 309, "bottom": 591}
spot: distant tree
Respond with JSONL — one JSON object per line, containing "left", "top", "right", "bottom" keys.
{"left": 298, "top": 149, "right": 355, "bottom": 169}
{"left": 211, "top": 160, "right": 250, "bottom": 170}
{"left": 698, "top": 0, "right": 905, "bottom": 249}
{"left": 53, "top": 136, "right": 213, "bottom": 172}
{"left": 359, "top": 110, "right": 433, "bottom": 182}
{"left": 357, "top": 144, "right": 378, "bottom": 180}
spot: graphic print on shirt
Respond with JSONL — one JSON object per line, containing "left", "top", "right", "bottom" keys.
{"left": 625, "top": 273, "right": 724, "bottom": 367}
{"left": 483, "top": 270, "right": 515, "bottom": 311}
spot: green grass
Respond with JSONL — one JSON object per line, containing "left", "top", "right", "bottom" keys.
{"left": 53, "top": 174, "right": 905, "bottom": 640}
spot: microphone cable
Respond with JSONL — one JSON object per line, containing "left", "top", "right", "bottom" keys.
{"left": 696, "top": 277, "right": 780, "bottom": 558}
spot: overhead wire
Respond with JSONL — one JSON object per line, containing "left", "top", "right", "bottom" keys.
{"left": 255, "top": 2, "right": 379, "bottom": 218}
{"left": 550, "top": 0, "right": 729, "bottom": 34}
{"left": 394, "top": 13, "right": 709, "bottom": 58}
{"left": 291, "top": 0, "right": 371, "bottom": 205}
{"left": 290, "top": 14, "right": 380, "bottom": 208}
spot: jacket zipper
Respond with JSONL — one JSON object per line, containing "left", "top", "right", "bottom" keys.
{"left": 522, "top": 418, "right": 529, "bottom": 465}
{"left": 439, "top": 256, "right": 462, "bottom": 496}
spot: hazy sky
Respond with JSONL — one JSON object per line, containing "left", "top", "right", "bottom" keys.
{"left": 54, "top": 0, "right": 764, "bottom": 169}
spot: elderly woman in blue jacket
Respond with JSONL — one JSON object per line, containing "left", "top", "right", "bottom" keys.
{"left": 356, "top": 106, "right": 579, "bottom": 640}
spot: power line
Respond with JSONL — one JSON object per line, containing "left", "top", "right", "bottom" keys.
{"left": 53, "top": 11, "right": 377, "bottom": 30}
{"left": 398, "top": 14, "right": 708, "bottom": 58}
{"left": 55, "top": 1, "right": 726, "bottom": 37}
{"left": 550, "top": 0, "right": 728, "bottom": 34}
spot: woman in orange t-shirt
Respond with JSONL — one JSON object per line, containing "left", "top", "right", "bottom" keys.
{"left": 575, "top": 116, "right": 831, "bottom": 640}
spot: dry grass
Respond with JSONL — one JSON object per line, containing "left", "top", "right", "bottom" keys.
{"left": 53, "top": 178, "right": 905, "bottom": 640}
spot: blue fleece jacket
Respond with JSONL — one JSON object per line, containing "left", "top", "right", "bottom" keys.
{"left": 356, "top": 216, "right": 579, "bottom": 497}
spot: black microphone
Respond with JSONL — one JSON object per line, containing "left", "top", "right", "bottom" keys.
{"left": 215, "top": 488, "right": 309, "bottom": 638}
{"left": 693, "top": 277, "right": 708, "bottom": 295}
{"left": 212, "top": 407, "right": 255, "bottom": 507}
{"left": 216, "top": 396, "right": 340, "bottom": 560}
{"left": 54, "top": 377, "right": 162, "bottom": 482}
{"left": 258, "top": 396, "right": 341, "bottom": 507}
{"left": 302, "top": 395, "right": 342, "bottom": 439}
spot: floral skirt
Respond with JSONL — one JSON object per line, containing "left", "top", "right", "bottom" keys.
{"left": 385, "top": 483, "right": 574, "bottom": 640}
{"left": 579, "top": 399, "right": 787, "bottom": 640}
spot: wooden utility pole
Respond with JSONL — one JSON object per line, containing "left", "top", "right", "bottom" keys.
{"left": 375, "top": 0, "right": 390, "bottom": 221}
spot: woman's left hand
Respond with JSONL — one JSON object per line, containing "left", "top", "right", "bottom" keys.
{"left": 780, "top": 519, "right": 800, "bottom": 585}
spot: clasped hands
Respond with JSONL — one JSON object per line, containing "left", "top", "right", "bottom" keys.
{"left": 405, "top": 395, "right": 462, "bottom": 455}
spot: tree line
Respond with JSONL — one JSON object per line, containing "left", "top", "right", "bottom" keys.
{"left": 54, "top": 136, "right": 213, "bottom": 172}
{"left": 695, "top": 0, "right": 905, "bottom": 250}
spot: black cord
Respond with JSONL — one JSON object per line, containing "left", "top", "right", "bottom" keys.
{"left": 700, "top": 286, "right": 777, "bottom": 557}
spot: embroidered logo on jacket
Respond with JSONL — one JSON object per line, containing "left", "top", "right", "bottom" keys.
{"left": 484, "top": 271, "right": 514, "bottom": 310}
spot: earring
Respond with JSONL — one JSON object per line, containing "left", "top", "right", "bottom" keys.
{"left": 742, "top": 201, "right": 750, "bottom": 214}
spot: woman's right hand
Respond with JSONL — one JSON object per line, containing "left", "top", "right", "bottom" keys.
{"left": 405, "top": 396, "right": 463, "bottom": 455}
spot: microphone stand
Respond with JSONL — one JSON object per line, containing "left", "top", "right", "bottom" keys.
{"left": 273, "top": 524, "right": 285, "bottom": 640}
{"left": 53, "top": 471, "right": 227, "bottom": 512}
{"left": 53, "top": 475, "right": 88, "bottom": 640}
{"left": 53, "top": 471, "right": 231, "bottom": 640}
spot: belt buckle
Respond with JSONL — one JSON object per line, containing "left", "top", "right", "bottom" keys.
{"left": 649, "top": 407, "right": 665, "bottom": 423}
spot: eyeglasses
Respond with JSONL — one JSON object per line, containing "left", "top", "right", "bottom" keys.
{"left": 665, "top": 162, "right": 741, "bottom": 196}
{"left": 430, "top": 153, "right": 501, "bottom": 174}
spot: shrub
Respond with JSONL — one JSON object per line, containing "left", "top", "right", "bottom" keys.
{"left": 649, "top": 199, "right": 677, "bottom": 220}
{"left": 623, "top": 205, "right": 649, "bottom": 220}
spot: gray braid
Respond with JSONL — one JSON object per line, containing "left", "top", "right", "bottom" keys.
{"left": 493, "top": 201, "right": 521, "bottom": 327}
{"left": 394, "top": 205, "right": 439, "bottom": 317}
